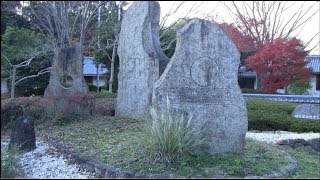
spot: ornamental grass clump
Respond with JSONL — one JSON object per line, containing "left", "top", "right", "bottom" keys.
{"left": 148, "top": 96, "right": 206, "bottom": 163}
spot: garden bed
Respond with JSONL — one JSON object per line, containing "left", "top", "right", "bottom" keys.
{"left": 37, "top": 116, "right": 296, "bottom": 178}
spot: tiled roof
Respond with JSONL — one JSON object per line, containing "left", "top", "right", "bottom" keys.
{"left": 305, "top": 55, "right": 320, "bottom": 73}
{"left": 83, "top": 56, "right": 108, "bottom": 76}
{"left": 238, "top": 66, "right": 257, "bottom": 77}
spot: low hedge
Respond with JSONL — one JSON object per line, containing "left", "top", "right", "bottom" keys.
{"left": 241, "top": 88, "right": 266, "bottom": 94}
{"left": 1, "top": 94, "right": 94, "bottom": 130}
{"left": 91, "top": 90, "right": 117, "bottom": 98}
{"left": 246, "top": 99, "right": 320, "bottom": 133}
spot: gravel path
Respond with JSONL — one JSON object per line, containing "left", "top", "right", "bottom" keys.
{"left": 1, "top": 130, "right": 319, "bottom": 179}
{"left": 1, "top": 135, "right": 95, "bottom": 179}
{"left": 246, "top": 130, "right": 320, "bottom": 144}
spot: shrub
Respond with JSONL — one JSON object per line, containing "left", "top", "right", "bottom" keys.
{"left": 87, "top": 83, "right": 99, "bottom": 92}
{"left": 1, "top": 97, "right": 45, "bottom": 129}
{"left": 287, "top": 81, "right": 311, "bottom": 95}
{"left": 246, "top": 99, "right": 320, "bottom": 132}
{"left": 1, "top": 99, "right": 22, "bottom": 130}
{"left": 146, "top": 96, "right": 206, "bottom": 163}
{"left": 241, "top": 88, "right": 266, "bottom": 94}
{"left": 91, "top": 91, "right": 117, "bottom": 98}
{"left": 1, "top": 94, "right": 94, "bottom": 129}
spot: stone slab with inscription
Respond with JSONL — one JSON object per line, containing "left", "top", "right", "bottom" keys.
{"left": 152, "top": 19, "right": 248, "bottom": 154}
{"left": 116, "top": 1, "right": 169, "bottom": 120}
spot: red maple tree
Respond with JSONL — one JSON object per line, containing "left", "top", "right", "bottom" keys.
{"left": 245, "top": 38, "right": 312, "bottom": 93}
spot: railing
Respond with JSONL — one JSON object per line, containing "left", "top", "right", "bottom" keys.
{"left": 243, "top": 93, "right": 320, "bottom": 104}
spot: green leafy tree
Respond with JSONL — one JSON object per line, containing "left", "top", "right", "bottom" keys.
{"left": 91, "top": 1, "right": 127, "bottom": 93}
{"left": 159, "top": 18, "right": 190, "bottom": 58}
{"left": 1, "top": 1, "right": 30, "bottom": 35}
{"left": 1, "top": 26, "right": 52, "bottom": 98}
{"left": 287, "top": 80, "right": 311, "bottom": 95}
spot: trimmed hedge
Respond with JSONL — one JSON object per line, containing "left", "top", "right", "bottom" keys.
{"left": 246, "top": 99, "right": 320, "bottom": 133}
{"left": 1, "top": 94, "right": 94, "bottom": 130}
{"left": 241, "top": 88, "right": 266, "bottom": 94}
{"left": 91, "top": 91, "right": 117, "bottom": 98}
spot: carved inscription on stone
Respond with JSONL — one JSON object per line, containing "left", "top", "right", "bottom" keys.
{"left": 169, "top": 87, "right": 232, "bottom": 104}
{"left": 190, "top": 57, "right": 219, "bottom": 87}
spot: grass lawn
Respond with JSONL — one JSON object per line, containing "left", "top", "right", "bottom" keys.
{"left": 36, "top": 115, "right": 319, "bottom": 178}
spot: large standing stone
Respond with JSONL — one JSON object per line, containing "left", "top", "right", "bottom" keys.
{"left": 9, "top": 115, "right": 36, "bottom": 151}
{"left": 152, "top": 19, "right": 248, "bottom": 154}
{"left": 292, "top": 104, "right": 320, "bottom": 120}
{"left": 116, "top": 1, "right": 169, "bottom": 120}
{"left": 44, "top": 43, "right": 89, "bottom": 97}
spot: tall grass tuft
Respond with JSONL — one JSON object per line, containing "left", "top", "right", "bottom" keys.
{"left": 147, "top": 96, "right": 206, "bottom": 163}
{"left": 1, "top": 144, "right": 23, "bottom": 178}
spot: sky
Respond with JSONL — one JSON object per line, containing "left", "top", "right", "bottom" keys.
{"left": 158, "top": 1, "right": 320, "bottom": 55}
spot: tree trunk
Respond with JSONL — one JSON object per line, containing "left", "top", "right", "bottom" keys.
{"left": 256, "top": 74, "right": 262, "bottom": 91}
{"left": 10, "top": 66, "right": 16, "bottom": 99}
{"left": 109, "top": 40, "right": 117, "bottom": 93}
{"left": 96, "top": 65, "right": 100, "bottom": 92}
{"left": 284, "top": 85, "right": 288, "bottom": 94}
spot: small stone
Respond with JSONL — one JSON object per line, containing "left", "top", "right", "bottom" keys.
{"left": 9, "top": 115, "right": 36, "bottom": 152}
{"left": 94, "top": 163, "right": 107, "bottom": 178}
{"left": 104, "top": 164, "right": 117, "bottom": 178}
{"left": 292, "top": 104, "right": 320, "bottom": 120}
{"left": 307, "top": 138, "right": 320, "bottom": 151}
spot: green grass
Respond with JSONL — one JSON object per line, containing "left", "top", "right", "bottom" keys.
{"left": 286, "top": 147, "right": 320, "bottom": 178}
{"left": 1, "top": 143, "right": 25, "bottom": 178}
{"left": 38, "top": 116, "right": 296, "bottom": 178}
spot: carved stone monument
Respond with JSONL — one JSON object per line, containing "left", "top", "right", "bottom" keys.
{"left": 9, "top": 115, "right": 36, "bottom": 151}
{"left": 152, "top": 19, "right": 248, "bottom": 154}
{"left": 292, "top": 104, "right": 320, "bottom": 120}
{"left": 116, "top": 1, "right": 169, "bottom": 120}
{"left": 44, "top": 43, "right": 89, "bottom": 97}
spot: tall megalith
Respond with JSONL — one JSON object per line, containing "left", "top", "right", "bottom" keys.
{"left": 44, "top": 44, "right": 89, "bottom": 97}
{"left": 44, "top": 44, "right": 90, "bottom": 115}
{"left": 152, "top": 19, "right": 248, "bottom": 154}
{"left": 116, "top": 1, "right": 169, "bottom": 120}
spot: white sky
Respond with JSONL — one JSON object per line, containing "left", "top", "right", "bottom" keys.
{"left": 158, "top": 1, "right": 320, "bottom": 55}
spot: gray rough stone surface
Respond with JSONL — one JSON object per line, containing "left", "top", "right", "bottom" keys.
{"left": 9, "top": 115, "right": 36, "bottom": 151}
{"left": 292, "top": 104, "right": 320, "bottom": 120}
{"left": 152, "top": 19, "right": 248, "bottom": 154}
{"left": 277, "top": 138, "right": 320, "bottom": 152}
{"left": 44, "top": 43, "right": 89, "bottom": 97}
{"left": 307, "top": 138, "right": 320, "bottom": 151}
{"left": 116, "top": 1, "right": 169, "bottom": 120}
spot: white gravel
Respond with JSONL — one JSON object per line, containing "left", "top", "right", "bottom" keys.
{"left": 2, "top": 131, "right": 319, "bottom": 178}
{"left": 246, "top": 130, "right": 320, "bottom": 144}
{"left": 1, "top": 137, "right": 95, "bottom": 179}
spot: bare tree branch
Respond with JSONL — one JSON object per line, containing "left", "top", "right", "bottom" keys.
{"left": 15, "top": 67, "right": 51, "bottom": 85}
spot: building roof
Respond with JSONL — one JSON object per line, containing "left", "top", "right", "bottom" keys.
{"left": 83, "top": 56, "right": 108, "bottom": 76}
{"left": 305, "top": 55, "right": 320, "bottom": 73}
{"left": 238, "top": 66, "right": 257, "bottom": 77}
